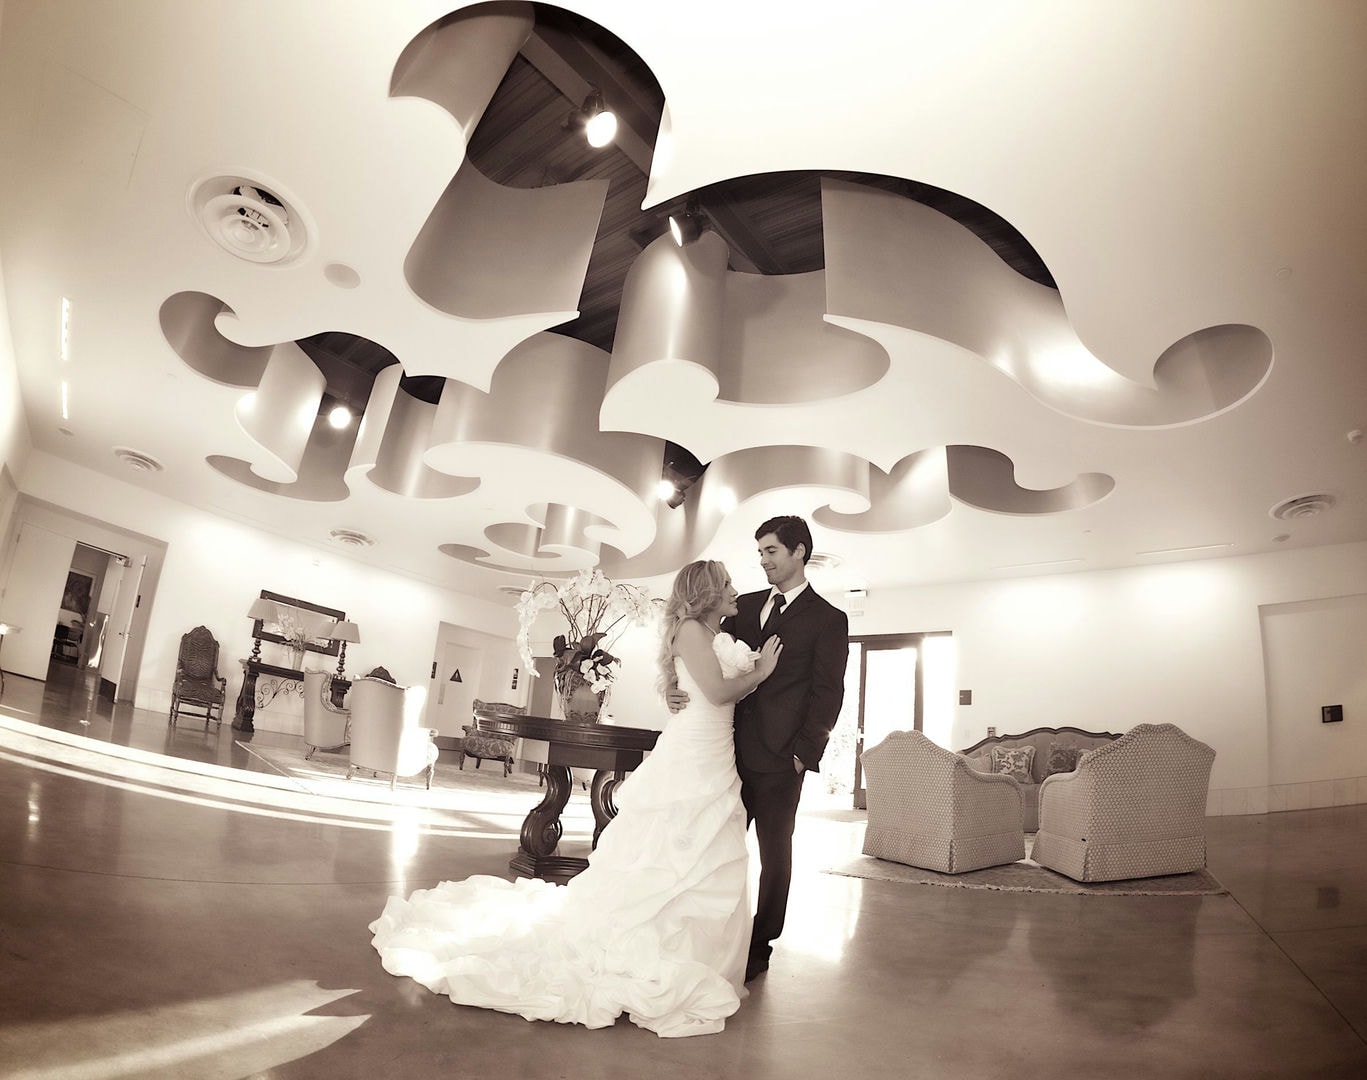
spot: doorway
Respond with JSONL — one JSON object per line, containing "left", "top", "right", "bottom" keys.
{"left": 828, "top": 632, "right": 955, "bottom": 809}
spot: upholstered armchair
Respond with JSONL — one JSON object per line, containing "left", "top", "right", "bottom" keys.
{"left": 346, "top": 675, "right": 439, "bottom": 789}
{"left": 301, "top": 669, "right": 349, "bottom": 760}
{"left": 168, "top": 625, "right": 227, "bottom": 729}
{"left": 861, "top": 729, "right": 1026, "bottom": 874}
{"left": 1032, "top": 722, "right": 1216, "bottom": 882}
{"left": 460, "top": 699, "right": 525, "bottom": 777}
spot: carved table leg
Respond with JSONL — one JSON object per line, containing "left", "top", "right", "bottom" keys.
{"left": 590, "top": 769, "right": 626, "bottom": 849}
{"left": 231, "top": 668, "right": 259, "bottom": 732}
{"left": 509, "top": 764, "right": 585, "bottom": 885}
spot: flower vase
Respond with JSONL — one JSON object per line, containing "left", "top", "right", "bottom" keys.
{"left": 557, "top": 668, "right": 604, "bottom": 724}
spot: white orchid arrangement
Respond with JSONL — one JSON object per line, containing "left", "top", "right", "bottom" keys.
{"left": 515, "top": 569, "right": 657, "bottom": 694}
{"left": 274, "top": 607, "right": 310, "bottom": 648}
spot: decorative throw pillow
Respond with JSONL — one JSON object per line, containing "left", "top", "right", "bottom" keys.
{"left": 1046, "top": 743, "right": 1084, "bottom": 776}
{"left": 990, "top": 745, "right": 1036, "bottom": 783}
{"left": 962, "top": 751, "right": 992, "bottom": 774}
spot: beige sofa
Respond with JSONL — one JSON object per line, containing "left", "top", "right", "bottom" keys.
{"left": 959, "top": 726, "right": 1120, "bottom": 832}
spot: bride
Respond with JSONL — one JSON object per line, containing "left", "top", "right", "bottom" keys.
{"left": 369, "top": 560, "right": 782, "bottom": 1037}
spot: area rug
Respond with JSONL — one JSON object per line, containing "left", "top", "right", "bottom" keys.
{"left": 824, "top": 844, "right": 1226, "bottom": 897}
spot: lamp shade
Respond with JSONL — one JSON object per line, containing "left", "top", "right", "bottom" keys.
{"left": 247, "top": 597, "right": 275, "bottom": 621}
{"left": 331, "top": 620, "right": 361, "bottom": 644}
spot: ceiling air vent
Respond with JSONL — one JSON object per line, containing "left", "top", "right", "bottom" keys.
{"left": 1270, "top": 494, "right": 1336, "bottom": 521}
{"left": 113, "top": 447, "right": 164, "bottom": 473}
{"left": 807, "top": 552, "right": 843, "bottom": 571}
{"left": 189, "top": 175, "right": 307, "bottom": 265}
{"left": 329, "top": 528, "right": 375, "bottom": 548}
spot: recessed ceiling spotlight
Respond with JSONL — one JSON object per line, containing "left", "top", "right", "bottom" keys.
{"left": 327, "top": 404, "right": 353, "bottom": 430}
{"left": 329, "top": 528, "right": 375, "bottom": 547}
{"left": 1348, "top": 429, "right": 1363, "bottom": 445}
{"left": 1272, "top": 534, "right": 1291, "bottom": 543}
{"left": 1274, "top": 266, "right": 1293, "bottom": 280}
{"left": 1269, "top": 493, "right": 1336, "bottom": 521}
{"left": 807, "top": 552, "right": 843, "bottom": 571}
{"left": 113, "top": 447, "right": 164, "bottom": 473}
{"left": 497, "top": 584, "right": 529, "bottom": 599}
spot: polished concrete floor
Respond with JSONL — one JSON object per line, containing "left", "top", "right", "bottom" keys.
{"left": 1, "top": 662, "right": 1365, "bottom": 1080}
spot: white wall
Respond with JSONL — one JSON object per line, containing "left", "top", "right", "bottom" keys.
{"left": 847, "top": 541, "right": 1367, "bottom": 813}
{"left": 14, "top": 452, "right": 519, "bottom": 721}
{"left": 0, "top": 252, "right": 33, "bottom": 533}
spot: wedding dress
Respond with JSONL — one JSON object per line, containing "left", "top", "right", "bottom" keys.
{"left": 369, "top": 631, "right": 755, "bottom": 1037}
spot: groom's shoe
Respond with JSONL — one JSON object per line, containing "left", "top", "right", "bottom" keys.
{"left": 744, "top": 956, "right": 769, "bottom": 983}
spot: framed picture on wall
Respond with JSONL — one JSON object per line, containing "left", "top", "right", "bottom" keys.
{"left": 61, "top": 570, "right": 94, "bottom": 616}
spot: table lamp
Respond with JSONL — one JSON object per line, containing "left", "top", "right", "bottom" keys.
{"left": 330, "top": 620, "right": 360, "bottom": 677}
{"left": 247, "top": 597, "right": 275, "bottom": 662}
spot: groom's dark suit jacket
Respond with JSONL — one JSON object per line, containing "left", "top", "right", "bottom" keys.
{"left": 722, "top": 586, "right": 849, "bottom": 774}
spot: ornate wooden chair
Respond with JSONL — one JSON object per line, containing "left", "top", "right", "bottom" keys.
{"left": 168, "top": 625, "right": 227, "bottom": 729}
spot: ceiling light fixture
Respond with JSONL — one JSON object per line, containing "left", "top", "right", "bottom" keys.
{"left": 567, "top": 89, "right": 617, "bottom": 148}
{"left": 60, "top": 297, "right": 72, "bottom": 363}
{"left": 668, "top": 198, "right": 706, "bottom": 246}
{"left": 327, "top": 404, "right": 353, "bottom": 430}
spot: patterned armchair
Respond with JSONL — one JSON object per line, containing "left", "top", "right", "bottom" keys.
{"left": 1032, "top": 722, "right": 1216, "bottom": 882}
{"left": 168, "top": 625, "right": 227, "bottom": 729}
{"left": 460, "top": 699, "right": 525, "bottom": 777}
{"left": 861, "top": 729, "right": 1026, "bottom": 874}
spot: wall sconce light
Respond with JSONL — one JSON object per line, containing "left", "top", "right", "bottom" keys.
{"left": 330, "top": 620, "right": 361, "bottom": 677}
{"left": 567, "top": 89, "right": 617, "bottom": 148}
{"left": 246, "top": 597, "right": 274, "bottom": 662}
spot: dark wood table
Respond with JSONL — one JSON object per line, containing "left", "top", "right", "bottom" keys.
{"left": 232, "top": 659, "right": 348, "bottom": 733}
{"left": 475, "top": 710, "right": 660, "bottom": 885}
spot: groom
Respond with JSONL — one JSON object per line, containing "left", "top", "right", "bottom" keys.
{"left": 723, "top": 515, "right": 848, "bottom": 982}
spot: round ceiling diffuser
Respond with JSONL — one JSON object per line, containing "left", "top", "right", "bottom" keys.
{"left": 113, "top": 447, "right": 164, "bottom": 473}
{"left": 1269, "top": 493, "right": 1336, "bottom": 520}
{"left": 189, "top": 175, "right": 307, "bottom": 265}
{"left": 329, "top": 528, "right": 375, "bottom": 548}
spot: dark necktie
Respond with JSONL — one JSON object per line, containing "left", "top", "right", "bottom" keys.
{"left": 761, "top": 593, "right": 786, "bottom": 637}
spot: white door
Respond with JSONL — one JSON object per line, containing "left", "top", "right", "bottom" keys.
{"left": 0, "top": 522, "right": 77, "bottom": 679}
{"left": 99, "top": 554, "right": 145, "bottom": 700}
{"left": 430, "top": 639, "right": 483, "bottom": 739}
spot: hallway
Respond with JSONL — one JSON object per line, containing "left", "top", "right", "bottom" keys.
{"left": 1, "top": 663, "right": 1365, "bottom": 1079}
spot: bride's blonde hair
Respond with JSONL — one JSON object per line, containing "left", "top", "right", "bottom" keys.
{"left": 656, "top": 560, "right": 728, "bottom": 696}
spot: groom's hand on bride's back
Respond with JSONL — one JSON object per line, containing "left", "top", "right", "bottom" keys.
{"left": 666, "top": 687, "right": 690, "bottom": 714}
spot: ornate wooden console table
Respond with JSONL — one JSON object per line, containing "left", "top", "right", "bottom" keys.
{"left": 475, "top": 709, "right": 660, "bottom": 885}
{"left": 232, "top": 659, "right": 348, "bottom": 733}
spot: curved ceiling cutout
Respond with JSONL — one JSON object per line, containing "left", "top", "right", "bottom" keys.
{"left": 347, "top": 366, "right": 479, "bottom": 500}
{"left": 428, "top": 333, "right": 666, "bottom": 572}
{"left": 404, "top": 157, "right": 608, "bottom": 322}
{"left": 606, "top": 231, "right": 887, "bottom": 420}
{"left": 822, "top": 179, "right": 1271, "bottom": 427}
{"left": 945, "top": 445, "right": 1115, "bottom": 516}
{"left": 390, "top": 3, "right": 534, "bottom": 144}
{"left": 160, "top": 292, "right": 272, "bottom": 388}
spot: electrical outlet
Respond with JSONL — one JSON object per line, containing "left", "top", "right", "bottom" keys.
{"left": 959, "top": 689, "right": 972, "bottom": 706}
{"left": 1322, "top": 704, "right": 1344, "bottom": 723}
{"left": 987, "top": 725, "right": 997, "bottom": 738}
